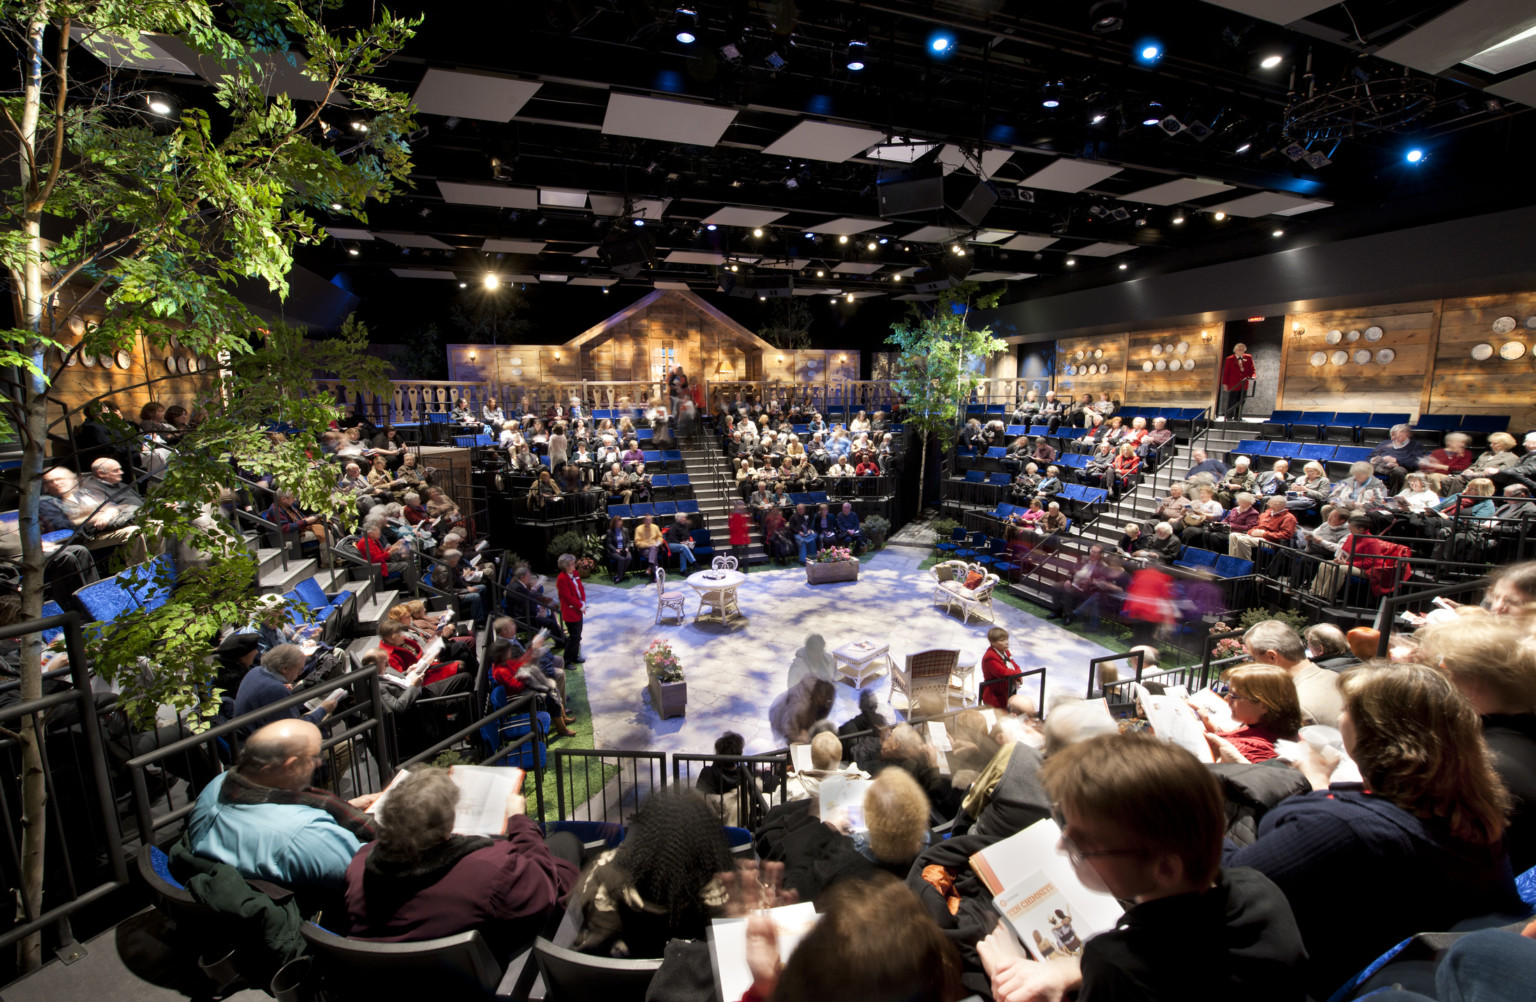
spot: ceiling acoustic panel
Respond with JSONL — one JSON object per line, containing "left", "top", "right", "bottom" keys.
{"left": 376, "top": 232, "right": 454, "bottom": 250}
{"left": 1117, "top": 178, "right": 1235, "bottom": 205}
{"left": 539, "top": 188, "right": 588, "bottom": 209}
{"left": 481, "top": 238, "right": 547, "bottom": 254}
{"left": 391, "top": 268, "right": 459, "bottom": 280}
{"left": 893, "top": 293, "right": 938, "bottom": 301}
{"left": 968, "top": 271, "right": 1037, "bottom": 282}
{"left": 762, "top": 120, "right": 889, "bottom": 162}
{"left": 804, "top": 217, "right": 887, "bottom": 236}
{"left": 436, "top": 181, "right": 539, "bottom": 210}
{"left": 1200, "top": 1, "right": 1337, "bottom": 23}
{"left": 568, "top": 277, "right": 618, "bottom": 287}
{"left": 324, "top": 227, "right": 374, "bottom": 241}
{"left": 602, "top": 93, "right": 737, "bottom": 146}
{"left": 758, "top": 258, "right": 811, "bottom": 270}
{"left": 1376, "top": 2, "right": 1536, "bottom": 74}
{"left": 903, "top": 225, "right": 967, "bottom": 243}
{"left": 999, "top": 234, "right": 1059, "bottom": 252}
{"left": 654, "top": 281, "right": 694, "bottom": 290}
{"left": 1018, "top": 159, "right": 1122, "bottom": 193}
{"left": 1074, "top": 242, "right": 1137, "bottom": 257}
{"left": 1206, "top": 192, "right": 1333, "bottom": 217}
{"left": 1488, "top": 66, "right": 1536, "bottom": 108}
{"left": 832, "top": 262, "right": 885, "bottom": 274}
{"left": 663, "top": 250, "right": 727, "bottom": 265}
{"left": 935, "top": 145, "right": 1015, "bottom": 178}
{"left": 702, "top": 207, "right": 788, "bottom": 227}
{"left": 412, "top": 69, "right": 541, "bottom": 122}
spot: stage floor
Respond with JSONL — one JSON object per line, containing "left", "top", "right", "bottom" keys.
{"left": 578, "top": 548, "right": 1116, "bottom": 755}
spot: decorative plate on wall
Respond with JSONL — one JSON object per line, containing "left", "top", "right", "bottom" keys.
{"left": 67, "top": 316, "right": 86, "bottom": 336}
{"left": 1347, "top": 330, "right": 1361, "bottom": 341}
{"left": 1492, "top": 316, "right": 1517, "bottom": 335}
{"left": 177, "top": 356, "right": 190, "bottom": 373}
{"left": 1471, "top": 343, "right": 1494, "bottom": 360}
{"left": 510, "top": 367, "right": 523, "bottom": 376}
{"left": 1142, "top": 360, "right": 1154, "bottom": 372}
{"left": 1075, "top": 350, "right": 1086, "bottom": 361}
{"left": 509, "top": 356, "right": 522, "bottom": 366}
{"left": 81, "top": 353, "right": 95, "bottom": 367}
{"left": 1364, "top": 326, "right": 1383, "bottom": 341}
{"left": 98, "top": 353, "right": 115, "bottom": 369}
{"left": 1066, "top": 365, "right": 1077, "bottom": 376}
{"left": 1094, "top": 348, "right": 1104, "bottom": 359}
{"left": 1353, "top": 349, "right": 1371, "bottom": 364}
{"left": 170, "top": 333, "right": 181, "bottom": 348}
{"left": 1500, "top": 341, "right": 1527, "bottom": 360}
{"left": 1376, "top": 348, "right": 1395, "bottom": 363}
{"left": 165, "top": 356, "right": 177, "bottom": 372}
{"left": 1310, "top": 351, "right": 1328, "bottom": 367}
{"left": 1163, "top": 343, "right": 1175, "bottom": 354}
{"left": 1330, "top": 350, "right": 1349, "bottom": 365}
{"left": 1175, "top": 341, "right": 1189, "bottom": 355}
{"left": 1526, "top": 316, "right": 1536, "bottom": 329}
{"left": 63, "top": 350, "right": 77, "bottom": 366}
{"left": 1150, "top": 343, "right": 1163, "bottom": 356}
{"left": 1325, "top": 330, "right": 1342, "bottom": 344}
{"left": 1154, "top": 360, "right": 1167, "bottom": 371}
{"left": 197, "top": 357, "right": 208, "bottom": 372}
{"left": 116, "top": 350, "right": 132, "bottom": 369}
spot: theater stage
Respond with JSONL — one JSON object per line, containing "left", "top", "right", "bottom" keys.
{"left": 577, "top": 547, "right": 1116, "bottom": 755}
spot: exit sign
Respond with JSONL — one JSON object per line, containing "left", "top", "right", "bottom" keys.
{"left": 1247, "top": 316, "right": 1265, "bottom": 322}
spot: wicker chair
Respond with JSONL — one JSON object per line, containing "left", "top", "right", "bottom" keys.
{"left": 655, "top": 567, "right": 686, "bottom": 625}
{"left": 929, "top": 559, "right": 971, "bottom": 609}
{"left": 935, "top": 563, "right": 1000, "bottom": 625}
{"left": 890, "top": 648, "right": 961, "bottom": 713}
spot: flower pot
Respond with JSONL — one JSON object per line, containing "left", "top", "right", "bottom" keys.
{"left": 805, "top": 558, "right": 860, "bottom": 584}
{"left": 649, "top": 675, "right": 687, "bottom": 719}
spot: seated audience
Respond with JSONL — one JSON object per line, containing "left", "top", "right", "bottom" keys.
{"left": 574, "top": 789, "right": 732, "bottom": 957}
{"left": 1228, "top": 663, "right": 1521, "bottom": 1000}
{"left": 40, "top": 465, "right": 144, "bottom": 554}
{"left": 665, "top": 511, "right": 698, "bottom": 571}
{"left": 343, "top": 768, "right": 580, "bottom": 963}
{"left": 1196, "top": 665, "right": 1303, "bottom": 763}
{"left": 695, "top": 731, "right": 764, "bottom": 826}
{"left": 1302, "top": 623, "right": 1358, "bottom": 672}
{"left": 1322, "top": 461, "right": 1387, "bottom": 519}
{"left": 1215, "top": 456, "right": 1256, "bottom": 509}
{"left": 188, "top": 719, "right": 379, "bottom": 889}
{"left": 232, "top": 643, "right": 343, "bottom": 732}
{"left": 1484, "top": 559, "right": 1536, "bottom": 616}
{"left": 355, "top": 521, "right": 415, "bottom": 589}
{"left": 977, "top": 734, "right": 1306, "bottom": 1002}
{"left": 1228, "top": 495, "right": 1298, "bottom": 560}
{"left": 835, "top": 502, "right": 863, "bottom": 551}
{"left": 507, "top": 563, "right": 569, "bottom": 644}
{"left": 432, "top": 548, "right": 485, "bottom": 625}
{"left": 488, "top": 637, "right": 575, "bottom": 737}
{"left": 1244, "top": 619, "right": 1343, "bottom": 728}
{"left": 1186, "top": 491, "right": 1258, "bottom": 553}
{"left": 1184, "top": 447, "right": 1228, "bottom": 483}
{"left": 1368, "top": 423, "right": 1423, "bottom": 493}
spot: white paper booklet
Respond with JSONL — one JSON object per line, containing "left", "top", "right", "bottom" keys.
{"left": 970, "top": 818, "right": 1124, "bottom": 961}
{"left": 1133, "top": 682, "right": 1214, "bottom": 763}
{"left": 1188, "top": 686, "right": 1239, "bottom": 732}
{"left": 369, "top": 764, "right": 525, "bottom": 836}
{"left": 789, "top": 743, "right": 814, "bottom": 774}
{"left": 817, "top": 773, "right": 871, "bottom": 831}
{"left": 711, "top": 902, "right": 820, "bottom": 1002}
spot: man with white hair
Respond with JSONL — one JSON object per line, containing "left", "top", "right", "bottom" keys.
{"left": 1230, "top": 496, "right": 1299, "bottom": 560}
{"left": 1216, "top": 456, "right": 1256, "bottom": 508}
{"left": 1244, "top": 620, "right": 1342, "bottom": 727}
{"left": 1368, "top": 423, "right": 1423, "bottom": 493}
{"left": 1142, "top": 521, "right": 1182, "bottom": 562}
{"left": 1491, "top": 432, "right": 1536, "bottom": 493}
{"left": 1184, "top": 447, "right": 1228, "bottom": 484}
{"left": 1254, "top": 458, "right": 1291, "bottom": 497}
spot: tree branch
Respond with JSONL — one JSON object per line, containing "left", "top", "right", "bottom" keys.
{"left": 34, "top": 14, "right": 70, "bottom": 209}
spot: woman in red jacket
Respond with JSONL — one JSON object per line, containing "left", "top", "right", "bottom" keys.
{"left": 556, "top": 553, "right": 586, "bottom": 666}
{"left": 1221, "top": 342, "right": 1256, "bottom": 419}
{"left": 727, "top": 500, "right": 751, "bottom": 566}
{"left": 980, "top": 626, "right": 1025, "bottom": 709}
{"left": 1109, "top": 444, "right": 1141, "bottom": 495}
{"left": 488, "top": 637, "right": 575, "bottom": 735}
{"left": 377, "top": 619, "right": 465, "bottom": 685}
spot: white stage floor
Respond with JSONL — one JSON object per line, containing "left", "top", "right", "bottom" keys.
{"left": 578, "top": 548, "right": 1115, "bottom": 755}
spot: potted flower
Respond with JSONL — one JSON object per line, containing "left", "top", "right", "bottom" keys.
{"left": 806, "top": 545, "right": 859, "bottom": 584}
{"left": 644, "top": 639, "right": 686, "bottom": 718}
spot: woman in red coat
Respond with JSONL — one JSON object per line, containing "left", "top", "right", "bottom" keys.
{"left": 980, "top": 626, "right": 1025, "bottom": 709}
{"left": 1221, "top": 342, "right": 1256, "bottom": 419}
{"left": 556, "top": 553, "right": 586, "bottom": 666}
{"left": 727, "top": 500, "right": 751, "bottom": 566}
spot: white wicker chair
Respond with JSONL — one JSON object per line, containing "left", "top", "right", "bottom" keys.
{"left": 930, "top": 559, "right": 971, "bottom": 611}
{"left": 935, "top": 563, "right": 1000, "bottom": 625}
{"left": 655, "top": 567, "right": 686, "bottom": 625}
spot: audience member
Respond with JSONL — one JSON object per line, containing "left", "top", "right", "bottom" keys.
{"left": 487, "top": 637, "right": 575, "bottom": 736}
{"left": 1243, "top": 620, "right": 1343, "bottom": 727}
{"left": 665, "top": 512, "right": 698, "bottom": 572}
{"left": 555, "top": 553, "right": 586, "bottom": 666}
{"left": 1302, "top": 623, "right": 1358, "bottom": 671}
{"left": 231, "top": 643, "right": 343, "bottom": 732}
{"left": 1196, "top": 665, "right": 1303, "bottom": 763}
{"left": 1229, "top": 495, "right": 1298, "bottom": 560}
{"left": 980, "top": 627, "right": 1025, "bottom": 709}
{"left": 1368, "top": 423, "right": 1424, "bottom": 493}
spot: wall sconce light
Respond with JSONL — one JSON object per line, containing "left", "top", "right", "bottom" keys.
{"left": 1199, "top": 330, "right": 1213, "bottom": 345}
{"left": 1290, "top": 322, "right": 1305, "bottom": 338}
{"left": 468, "top": 351, "right": 477, "bottom": 362}
{"left": 554, "top": 351, "right": 561, "bottom": 360}
{"left": 838, "top": 354, "right": 847, "bottom": 362}
{"left": 777, "top": 355, "right": 784, "bottom": 362}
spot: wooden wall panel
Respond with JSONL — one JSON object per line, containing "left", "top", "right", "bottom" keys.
{"left": 1278, "top": 302, "right": 1436, "bottom": 417}
{"left": 1125, "top": 325, "right": 1219, "bottom": 409}
{"left": 1055, "top": 333, "right": 1127, "bottom": 403}
{"left": 47, "top": 334, "right": 220, "bottom": 421}
{"left": 1429, "top": 292, "right": 1536, "bottom": 432}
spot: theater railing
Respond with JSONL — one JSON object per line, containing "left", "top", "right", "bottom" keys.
{"left": 552, "top": 748, "right": 667, "bottom": 824}
{"left": 672, "top": 752, "right": 791, "bottom": 829}
{"left": 0, "top": 612, "right": 128, "bottom": 955}
{"left": 1371, "top": 575, "right": 1493, "bottom": 658}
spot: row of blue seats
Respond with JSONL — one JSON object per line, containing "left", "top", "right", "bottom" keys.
{"left": 964, "top": 403, "right": 1208, "bottom": 421}
{"left": 986, "top": 488, "right": 1107, "bottom": 517}
{"left": 1232, "top": 440, "right": 1374, "bottom": 464}
{"left": 1263, "top": 411, "right": 1508, "bottom": 436}
{"left": 1, "top": 510, "right": 74, "bottom": 546}
{"left": 1172, "top": 546, "right": 1256, "bottom": 580}
{"left": 605, "top": 501, "right": 700, "bottom": 519}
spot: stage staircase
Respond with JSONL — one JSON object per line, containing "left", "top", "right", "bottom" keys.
{"left": 680, "top": 442, "right": 769, "bottom": 566}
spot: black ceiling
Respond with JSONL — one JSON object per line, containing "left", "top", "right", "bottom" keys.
{"left": 107, "top": 1, "right": 1536, "bottom": 332}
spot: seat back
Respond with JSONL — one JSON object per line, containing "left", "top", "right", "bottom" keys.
{"left": 292, "top": 576, "right": 329, "bottom": 611}
{"left": 74, "top": 576, "right": 140, "bottom": 623}
{"left": 533, "top": 936, "right": 661, "bottom": 1002}
{"left": 121, "top": 554, "right": 177, "bottom": 612}
{"left": 302, "top": 923, "right": 502, "bottom": 999}
{"left": 1175, "top": 547, "right": 1220, "bottom": 569}
{"left": 905, "top": 648, "right": 960, "bottom": 683}
{"left": 1214, "top": 555, "right": 1254, "bottom": 578}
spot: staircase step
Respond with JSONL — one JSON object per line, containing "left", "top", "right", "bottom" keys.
{"left": 258, "top": 558, "right": 318, "bottom": 595}
{"left": 357, "top": 589, "right": 402, "bottom": 630}
{"left": 254, "top": 547, "right": 286, "bottom": 579}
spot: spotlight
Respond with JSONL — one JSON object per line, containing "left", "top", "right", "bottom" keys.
{"left": 753, "top": 228, "right": 763, "bottom": 237}
{"left": 867, "top": 241, "right": 877, "bottom": 251}
{"left": 1272, "top": 228, "right": 1284, "bottom": 237}
{"left": 1110, "top": 207, "right": 1131, "bottom": 221}
{"left": 330, "top": 202, "right": 343, "bottom": 211}
{"left": 1118, "top": 262, "right": 1128, "bottom": 270}
{"left": 484, "top": 274, "right": 500, "bottom": 289}
{"left": 1043, "top": 99, "right": 1060, "bottom": 109}
{"left": 950, "top": 243, "right": 962, "bottom": 254}
{"left": 892, "top": 274, "right": 901, "bottom": 282}
{"left": 1142, "top": 116, "right": 1160, "bottom": 126}
{"left": 603, "top": 287, "right": 610, "bottom": 294}
{"left": 730, "top": 264, "right": 739, "bottom": 272}
{"left": 1089, "top": 0, "right": 1125, "bottom": 34}
{"left": 1091, "top": 113, "right": 1107, "bottom": 124}
{"left": 706, "top": 224, "right": 717, "bottom": 231}
{"left": 1065, "top": 258, "right": 1077, "bottom": 267}
{"left": 845, "top": 40, "right": 867, "bottom": 71}
{"left": 1171, "top": 215, "right": 1185, "bottom": 225}
{"left": 458, "top": 282, "right": 467, "bottom": 288}
{"left": 1260, "top": 54, "right": 1283, "bottom": 69}
{"left": 878, "top": 237, "right": 888, "bottom": 245}
{"left": 759, "top": 296, "right": 767, "bottom": 301}
{"left": 838, "top": 235, "right": 849, "bottom": 244}
{"left": 1235, "top": 142, "right": 1251, "bottom": 153}
{"left": 804, "top": 232, "right": 815, "bottom": 239}
{"left": 1405, "top": 148, "right": 1425, "bottom": 164}
{"left": 1137, "top": 41, "right": 1162, "bottom": 64}
{"left": 929, "top": 31, "right": 955, "bottom": 54}
{"left": 1158, "top": 115, "right": 1184, "bottom": 135}
{"left": 674, "top": 7, "right": 698, "bottom": 44}
{"left": 846, "top": 293, "right": 855, "bottom": 303}
{"left": 351, "top": 120, "right": 369, "bottom": 133}
{"left": 148, "top": 98, "right": 173, "bottom": 115}
{"left": 347, "top": 245, "right": 360, "bottom": 257}
{"left": 1088, "top": 206, "right": 1108, "bottom": 218}
{"left": 1213, "top": 211, "right": 1226, "bottom": 221}
{"left": 633, "top": 218, "right": 646, "bottom": 227}
{"left": 816, "top": 269, "right": 825, "bottom": 277}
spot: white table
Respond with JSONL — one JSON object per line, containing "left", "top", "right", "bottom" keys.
{"left": 686, "top": 569, "right": 747, "bottom": 624}
{"left": 833, "top": 639, "right": 894, "bottom": 687}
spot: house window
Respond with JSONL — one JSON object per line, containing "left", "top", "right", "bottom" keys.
{"left": 653, "top": 343, "right": 676, "bottom": 378}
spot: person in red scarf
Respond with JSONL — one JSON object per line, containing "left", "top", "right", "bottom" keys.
{"left": 980, "top": 627, "right": 1025, "bottom": 709}
{"left": 556, "top": 553, "right": 586, "bottom": 666}
{"left": 355, "top": 522, "right": 417, "bottom": 589}
{"left": 1195, "top": 665, "right": 1303, "bottom": 764}
{"left": 488, "top": 636, "right": 575, "bottom": 736}
{"left": 1221, "top": 342, "right": 1257, "bottom": 419}
{"left": 376, "top": 619, "right": 469, "bottom": 686}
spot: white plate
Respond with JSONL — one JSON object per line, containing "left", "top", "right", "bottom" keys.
{"left": 1175, "top": 341, "right": 1188, "bottom": 355}
{"left": 116, "top": 349, "right": 132, "bottom": 369}
{"left": 1353, "top": 349, "right": 1371, "bottom": 364}
{"left": 1094, "top": 348, "right": 1104, "bottom": 359}
{"left": 170, "top": 333, "right": 180, "bottom": 348}
{"left": 98, "top": 353, "right": 114, "bottom": 369}
{"left": 1500, "top": 341, "right": 1526, "bottom": 360}
{"left": 1471, "top": 343, "right": 1494, "bottom": 360}
{"left": 67, "top": 316, "right": 85, "bottom": 336}
{"left": 177, "top": 356, "right": 190, "bottom": 373}
{"left": 1163, "top": 343, "right": 1174, "bottom": 354}
{"left": 81, "top": 353, "right": 95, "bottom": 367}
{"left": 1142, "top": 360, "right": 1154, "bottom": 372}
{"left": 1375, "top": 348, "right": 1395, "bottom": 363}
{"left": 1526, "top": 316, "right": 1536, "bottom": 329}
{"left": 1347, "top": 329, "right": 1361, "bottom": 341}
{"left": 1325, "top": 329, "right": 1342, "bottom": 344}
{"left": 1154, "top": 360, "right": 1167, "bottom": 371}
{"left": 1066, "top": 365, "right": 1077, "bottom": 376}
{"left": 1075, "top": 350, "right": 1086, "bottom": 361}
{"left": 1492, "top": 316, "right": 1516, "bottom": 335}
{"left": 198, "top": 357, "right": 208, "bottom": 372}
{"left": 1310, "top": 352, "right": 1328, "bottom": 367}
{"left": 1183, "top": 358, "right": 1196, "bottom": 369}
{"left": 1330, "top": 350, "right": 1348, "bottom": 365}
{"left": 1150, "top": 344, "right": 1162, "bottom": 356}
{"left": 1364, "top": 326, "right": 1383, "bottom": 341}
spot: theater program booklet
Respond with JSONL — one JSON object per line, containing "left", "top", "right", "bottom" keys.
{"left": 369, "top": 764, "right": 525, "bottom": 837}
{"left": 710, "top": 902, "right": 820, "bottom": 1002}
{"left": 970, "top": 818, "right": 1123, "bottom": 962}
{"left": 817, "top": 773, "right": 871, "bottom": 831}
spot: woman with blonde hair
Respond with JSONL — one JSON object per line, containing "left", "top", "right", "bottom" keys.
{"left": 1193, "top": 664, "right": 1302, "bottom": 763}
{"left": 1228, "top": 662, "right": 1520, "bottom": 998}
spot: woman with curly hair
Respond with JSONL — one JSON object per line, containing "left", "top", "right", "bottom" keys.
{"left": 1228, "top": 662, "right": 1521, "bottom": 999}
{"left": 573, "top": 788, "right": 733, "bottom": 958}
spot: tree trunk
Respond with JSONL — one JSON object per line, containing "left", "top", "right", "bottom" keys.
{"left": 14, "top": 4, "right": 51, "bottom": 973}
{"left": 916, "top": 429, "right": 928, "bottom": 510}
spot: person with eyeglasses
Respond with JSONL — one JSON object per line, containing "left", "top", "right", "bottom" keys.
{"left": 976, "top": 733, "right": 1306, "bottom": 1002}
{"left": 1193, "top": 665, "right": 1303, "bottom": 764}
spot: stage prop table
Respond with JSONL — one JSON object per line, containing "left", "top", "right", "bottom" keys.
{"left": 686, "top": 569, "right": 747, "bottom": 624}
{"left": 833, "top": 639, "right": 894, "bottom": 687}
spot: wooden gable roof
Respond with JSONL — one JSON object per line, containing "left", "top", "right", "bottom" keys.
{"left": 565, "top": 289, "right": 774, "bottom": 352}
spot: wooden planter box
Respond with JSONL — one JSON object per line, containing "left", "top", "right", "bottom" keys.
{"left": 648, "top": 675, "right": 687, "bottom": 719}
{"left": 805, "top": 558, "right": 860, "bottom": 585}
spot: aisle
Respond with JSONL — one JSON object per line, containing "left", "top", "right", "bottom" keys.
{"left": 577, "top": 548, "right": 1115, "bottom": 754}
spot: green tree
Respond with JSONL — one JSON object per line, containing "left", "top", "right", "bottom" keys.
{"left": 885, "top": 282, "right": 1008, "bottom": 509}
{"left": 0, "top": 1, "right": 418, "bottom": 970}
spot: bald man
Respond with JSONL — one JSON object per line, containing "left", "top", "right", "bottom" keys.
{"left": 187, "top": 720, "right": 379, "bottom": 888}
